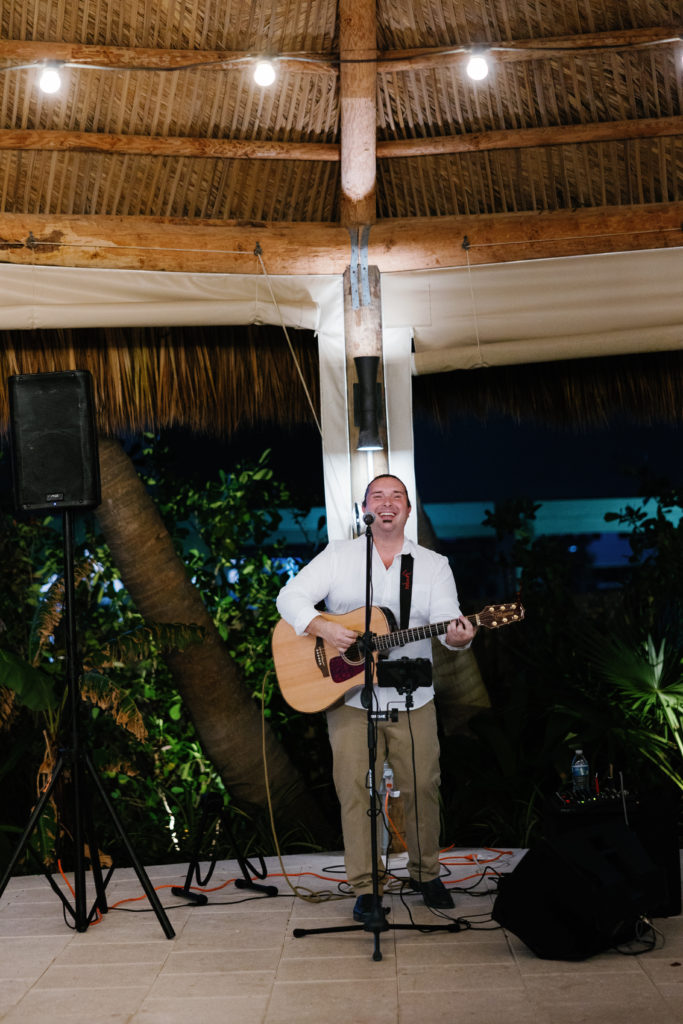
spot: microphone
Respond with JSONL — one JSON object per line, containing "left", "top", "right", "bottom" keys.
{"left": 363, "top": 512, "right": 375, "bottom": 525}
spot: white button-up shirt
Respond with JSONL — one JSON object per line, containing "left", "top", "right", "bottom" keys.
{"left": 276, "top": 535, "right": 464, "bottom": 711}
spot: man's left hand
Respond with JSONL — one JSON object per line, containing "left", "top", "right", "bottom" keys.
{"left": 445, "top": 616, "right": 476, "bottom": 647}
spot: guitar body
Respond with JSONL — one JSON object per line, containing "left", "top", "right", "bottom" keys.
{"left": 271, "top": 606, "right": 391, "bottom": 713}
{"left": 272, "top": 600, "right": 523, "bottom": 713}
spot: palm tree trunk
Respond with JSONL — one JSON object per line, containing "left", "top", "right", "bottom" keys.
{"left": 416, "top": 497, "right": 491, "bottom": 734}
{"left": 95, "top": 436, "right": 329, "bottom": 839}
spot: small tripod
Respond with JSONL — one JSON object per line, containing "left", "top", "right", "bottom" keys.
{"left": 171, "top": 792, "right": 278, "bottom": 904}
{"left": 0, "top": 509, "right": 175, "bottom": 939}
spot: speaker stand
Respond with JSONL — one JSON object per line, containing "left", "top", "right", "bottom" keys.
{"left": 171, "top": 792, "right": 278, "bottom": 904}
{"left": 0, "top": 509, "right": 175, "bottom": 939}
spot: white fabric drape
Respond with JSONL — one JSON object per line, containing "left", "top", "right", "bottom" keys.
{"left": 2, "top": 249, "right": 681, "bottom": 542}
{"left": 381, "top": 248, "right": 683, "bottom": 374}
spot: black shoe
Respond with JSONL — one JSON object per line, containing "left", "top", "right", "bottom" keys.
{"left": 408, "top": 876, "right": 454, "bottom": 909}
{"left": 353, "top": 894, "right": 388, "bottom": 922}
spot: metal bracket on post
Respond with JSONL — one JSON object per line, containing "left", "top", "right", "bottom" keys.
{"left": 359, "top": 224, "right": 371, "bottom": 306}
{"left": 347, "top": 225, "right": 372, "bottom": 309}
{"left": 348, "top": 227, "right": 360, "bottom": 309}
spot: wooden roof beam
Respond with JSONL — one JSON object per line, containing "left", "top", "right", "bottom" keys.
{"left": 380, "top": 25, "right": 682, "bottom": 72}
{"left": 1, "top": 115, "right": 681, "bottom": 161}
{"left": 0, "top": 40, "right": 335, "bottom": 75}
{"left": 0, "top": 129, "right": 340, "bottom": 160}
{"left": 0, "top": 24, "right": 678, "bottom": 76}
{"left": 0, "top": 205, "right": 680, "bottom": 275}
{"left": 338, "top": 0, "right": 376, "bottom": 226}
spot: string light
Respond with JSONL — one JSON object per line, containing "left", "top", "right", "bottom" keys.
{"left": 0, "top": 34, "right": 677, "bottom": 96}
{"left": 466, "top": 54, "right": 489, "bottom": 81}
{"left": 38, "top": 64, "right": 62, "bottom": 94}
{"left": 253, "top": 60, "right": 276, "bottom": 87}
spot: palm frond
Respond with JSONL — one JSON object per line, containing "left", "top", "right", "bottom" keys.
{"left": 86, "top": 622, "right": 206, "bottom": 671}
{"left": 29, "top": 559, "right": 97, "bottom": 665}
{"left": 81, "top": 671, "right": 147, "bottom": 741}
{"left": 0, "top": 686, "right": 17, "bottom": 732}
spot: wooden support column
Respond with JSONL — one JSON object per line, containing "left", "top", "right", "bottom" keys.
{"left": 344, "top": 264, "right": 388, "bottom": 507}
{"left": 338, "top": 0, "right": 387, "bottom": 516}
{"left": 339, "top": 0, "right": 377, "bottom": 228}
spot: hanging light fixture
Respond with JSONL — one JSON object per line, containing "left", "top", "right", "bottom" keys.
{"left": 466, "top": 53, "right": 489, "bottom": 81}
{"left": 354, "top": 356, "right": 383, "bottom": 452}
{"left": 39, "top": 63, "right": 62, "bottom": 94}
{"left": 253, "top": 60, "right": 276, "bottom": 87}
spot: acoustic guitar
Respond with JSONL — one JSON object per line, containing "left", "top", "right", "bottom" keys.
{"left": 271, "top": 602, "right": 524, "bottom": 713}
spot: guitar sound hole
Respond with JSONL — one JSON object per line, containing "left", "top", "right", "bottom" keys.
{"left": 342, "top": 643, "right": 364, "bottom": 666}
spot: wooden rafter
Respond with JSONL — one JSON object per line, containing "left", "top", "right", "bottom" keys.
{"left": 0, "top": 24, "right": 677, "bottom": 73}
{"left": 338, "top": 0, "right": 376, "bottom": 226}
{"left": 1, "top": 116, "right": 681, "bottom": 161}
{"left": 0, "top": 129, "right": 340, "bottom": 161}
{"left": 0, "top": 205, "right": 680, "bottom": 274}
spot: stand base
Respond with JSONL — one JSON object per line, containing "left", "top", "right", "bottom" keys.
{"left": 170, "top": 878, "right": 278, "bottom": 903}
{"left": 292, "top": 919, "right": 460, "bottom": 962}
{"left": 171, "top": 887, "right": 209, "bottom": 905}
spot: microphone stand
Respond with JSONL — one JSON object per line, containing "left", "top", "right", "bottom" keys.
{"left": 292, "top": 515, "right": 458, "bottom": 960}
{"left": 357, "top": 515, "right": 391, "bottom": 960}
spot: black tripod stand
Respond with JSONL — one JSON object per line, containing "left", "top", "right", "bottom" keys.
{"left": 292, "top": 515, "right": 458, "bottom": 960}
{"left": 0, "top": 509, "right": 175, "bottom": 939}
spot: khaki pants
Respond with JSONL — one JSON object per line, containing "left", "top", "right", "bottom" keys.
{"left": 326, "top": 701, "right": 442, "bottom": 895}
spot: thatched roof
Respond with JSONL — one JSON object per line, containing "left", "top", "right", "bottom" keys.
{"left": 0, "top": 1, "right": 681, "bottom": 432}
{"left": 0, "top": 1, "right": 680, "bottom": 261}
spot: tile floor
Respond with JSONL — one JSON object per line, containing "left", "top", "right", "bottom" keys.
{"left": 1, "top": 848, "right": 682, "bottom": 1023}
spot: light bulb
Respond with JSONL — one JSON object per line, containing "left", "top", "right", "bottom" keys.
{"left": 466, "top": 54, "right": 489, "bottom": 81}
{"left": 39, "top": 65, "right": 62, "bottom": 94}
{"left": 253, "top": 60, "right": 276, "bottom": 87}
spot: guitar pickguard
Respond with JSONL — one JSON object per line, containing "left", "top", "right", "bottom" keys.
{"left": 329, "top": 657, "right": 365, "bottom": 684}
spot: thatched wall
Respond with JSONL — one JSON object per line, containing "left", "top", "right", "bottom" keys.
{"left": 413, "top": 350, "right": 683, "bottom": 430}
{"left": 1, "top": 326, "right": 681, "bottom": 440}
{"left": 0, "top": 325, "right": 321, "bottom": 438}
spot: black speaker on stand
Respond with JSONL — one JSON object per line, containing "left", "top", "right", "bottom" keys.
{"left": 1, "top": 370, "right": 174, "bottom": 939}
{"left": 8, "top": 370, "right": 101, "bottom": 512}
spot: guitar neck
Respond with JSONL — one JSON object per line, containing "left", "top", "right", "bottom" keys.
{"left": 372, "top": 614, "right": 475, "bottom": 653}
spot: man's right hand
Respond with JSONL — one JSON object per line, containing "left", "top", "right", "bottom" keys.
{"left": 305, "top": 615, "right": 358, "bottom": 653}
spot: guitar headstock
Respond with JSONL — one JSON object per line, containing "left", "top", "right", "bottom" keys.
{"left": 473, "top": 602, "right": 525, "bottom": 629}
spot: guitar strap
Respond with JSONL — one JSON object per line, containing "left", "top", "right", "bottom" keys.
{"left": 399, "top": 553, "right": 414, "bottom": 629}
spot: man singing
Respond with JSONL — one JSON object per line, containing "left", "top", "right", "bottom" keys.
{"left": 276, "top": 474, "right": 475, "bottom": 921}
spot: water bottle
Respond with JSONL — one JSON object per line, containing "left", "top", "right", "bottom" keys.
{"left": 571, "top": 749, "right": 590, "bottom": 796}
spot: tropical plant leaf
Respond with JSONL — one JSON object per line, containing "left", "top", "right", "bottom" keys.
{"left": 0, "top": 649, "right": 58, "bottom": 711}
{"left": 0, "top": 685, "right": 17, "bottom": 731}
{"left": 29, "top": 797, "right": 58, "bottom": 869}
{"left": 28, "top": 559, "right": 96, "bottom": 665}
{"left": 86, "top": 622, "right": 205, "bottom": 670}
{"left": 81, "top": 671, "right": 148, "bottom": 741}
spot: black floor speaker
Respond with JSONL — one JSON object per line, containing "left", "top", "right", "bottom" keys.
{"left": 547, "top": 790, "right": 681, "bottom": 919}
{"left": 492, "top": 821, "right": 662, "bottom": 960}
{"left": 9, "top": 370, "right": 101, "bottom": 512}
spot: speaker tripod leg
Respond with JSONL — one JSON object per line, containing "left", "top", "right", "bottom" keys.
{"left": 83, "top": 751, "right": 175, "bottom": 939}
{"left": 0, "top": 756, "right": 65, "bottom": 901}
